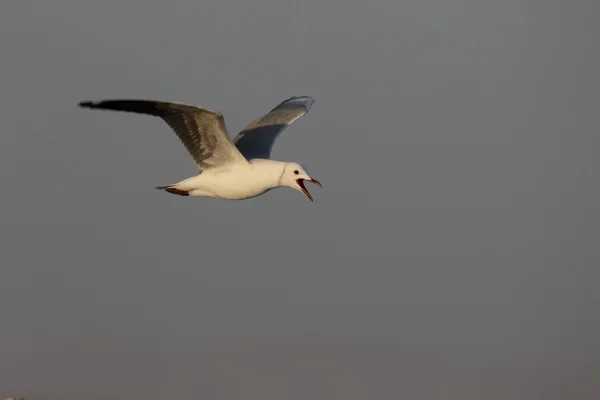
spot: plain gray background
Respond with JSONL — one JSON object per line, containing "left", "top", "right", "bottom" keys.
{"left": 1, "top": 1, "right": 599, "bottom": 399}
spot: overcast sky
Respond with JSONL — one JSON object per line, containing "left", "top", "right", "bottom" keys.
{"left": 1, "top": 1, "right": 600, "bottom": 399}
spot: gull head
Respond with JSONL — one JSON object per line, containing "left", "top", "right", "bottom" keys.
{"left": 281, "top": 162, "right": 322, "bottom": 202}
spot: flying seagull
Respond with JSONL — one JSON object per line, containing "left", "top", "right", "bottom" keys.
{"left": 78, "top": 96, "right": 321, "bottom": 201}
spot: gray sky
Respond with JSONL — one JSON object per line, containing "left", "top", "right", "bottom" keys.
{"left": 1, "top": 0, "right": 600, "bottom": 399}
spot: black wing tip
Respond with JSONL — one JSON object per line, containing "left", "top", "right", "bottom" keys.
{"left": 78, "top": 100, "right": 98, "bottom": 108}
{"left": 78, "top": 99, "right": 136, "bottom": 108}
{"left": 76, "top": 99, "right": 166, "bottom": 115}
{"left": 79, "top": 100, "right": 127, "bottom": 109}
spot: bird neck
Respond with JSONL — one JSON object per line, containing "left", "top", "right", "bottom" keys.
{"left": 249, "top": 159, "right": 288, "bottom": 188}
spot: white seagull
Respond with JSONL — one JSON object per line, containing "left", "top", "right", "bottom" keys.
{"left": 78, "top": 96, "right": 322, "bottom": 201}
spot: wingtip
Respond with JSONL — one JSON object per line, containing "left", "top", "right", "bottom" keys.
{"left": 289, "top": 95, "right": 314, "bottom": 102}
{"left": 78, "top": 100, "right": 97, "bottom": 108}
{"left": 281, "top": 95, "right": 315, "bottom": 110}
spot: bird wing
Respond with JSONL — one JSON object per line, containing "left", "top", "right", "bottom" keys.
{"left": 79, "top": 99, "right": 248, "bottom": 171}
{"left": 232, "top": 96, "right": 315, "bottom": 160}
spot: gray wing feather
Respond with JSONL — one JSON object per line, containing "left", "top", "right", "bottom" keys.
{"left": 79, "top": 99, "right": 247, "bottom": 171}
{"left": 232, "top": 96, "right": 315, "bottom": 160}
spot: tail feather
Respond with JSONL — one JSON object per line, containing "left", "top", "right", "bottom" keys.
{"left": 155, "top": 185, "right": 189, "bottom": 196}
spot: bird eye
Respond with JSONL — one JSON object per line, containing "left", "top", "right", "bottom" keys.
{"left": 294, "top": 170, "right": 299, "bottom": 175}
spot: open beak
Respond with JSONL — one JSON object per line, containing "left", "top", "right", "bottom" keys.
{"left": 296, "top": 178, "right": 322, "bottom": 202}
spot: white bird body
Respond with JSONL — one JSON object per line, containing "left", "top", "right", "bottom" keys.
{"left": 79, "top": 96, "right": 322, "bottom": 201}
{"left": 169, "top": 159, "right": 285, "bottom": 200}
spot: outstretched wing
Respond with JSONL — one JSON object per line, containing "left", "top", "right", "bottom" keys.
{"left": 79, "top": 99, "right": 248, "bottom": 171}
{"left": 232, "top": 96, "right": 315, "bottom": 160}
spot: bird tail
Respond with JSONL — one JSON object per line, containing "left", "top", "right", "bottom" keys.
{"left": 155, "top": 185, "right": 189, "bottom": 196}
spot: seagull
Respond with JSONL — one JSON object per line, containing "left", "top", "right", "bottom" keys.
{"left": 78, "top": 96, "right": 322, "bottom": 201}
